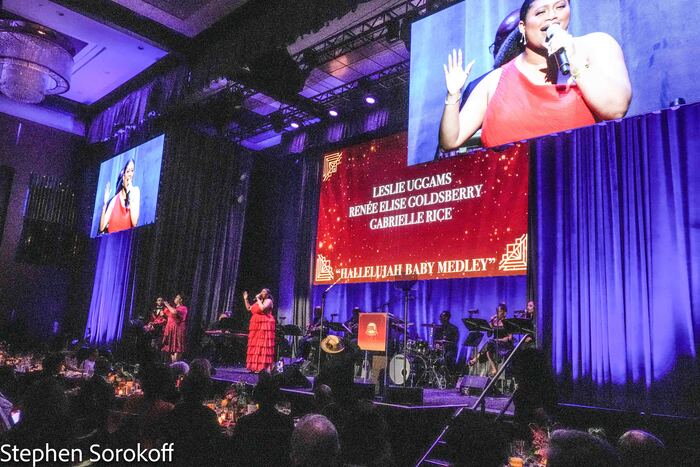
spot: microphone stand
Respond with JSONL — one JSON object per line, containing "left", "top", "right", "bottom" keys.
{"left": 318, "top": 276, "right": 342, "bottom": 376}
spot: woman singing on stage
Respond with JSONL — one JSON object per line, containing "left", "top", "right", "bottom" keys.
{"left": 439, "top": 0, "right": 631, "bottom": 149}
{"left": 242, "top": 288, "right": 276, "bottom": 373}
{"left": 162, "top": 294, "right": 188, "bottom": 362}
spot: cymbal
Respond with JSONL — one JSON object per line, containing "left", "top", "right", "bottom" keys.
{"left": 421, "top": 323, "right": 443, "bottom": 328}
{"left": 434, "top": 339, "right": 454, "bottom": 344}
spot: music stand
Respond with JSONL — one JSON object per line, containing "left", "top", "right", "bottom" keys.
{"left": 463, "top": 331, "right": 484, "bottom": 347}
{"left": 502, "top": 318, "right": 534, "bottom": 336}
{"left": 327, "top": 322, "right": 352, "bottom": 334}
{"left": 462, "top": 317, "right": 491, "bottom": 333}
{"left": 281, "top": 324, "right": 303, "bottom": 336}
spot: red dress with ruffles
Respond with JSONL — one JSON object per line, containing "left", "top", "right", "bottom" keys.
{"left": 162, "top": 305, "right": 187, "bottom": 353}
{"left": 246, "top": 301, "right": 276, "bottom": 372}
{"left": 481, "top": 58, "right": 598, "bottom": 147}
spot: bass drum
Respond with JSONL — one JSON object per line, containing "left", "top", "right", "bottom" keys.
{"left": 388, "top": 353, "right": 427, "bottom": 386}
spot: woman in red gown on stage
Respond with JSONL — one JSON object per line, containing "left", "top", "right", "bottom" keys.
{"left": 162, "top": 294, "right": 188, "bottom": 362}
{"left": 242, "top": 288, "right": 275, "bottom": 373}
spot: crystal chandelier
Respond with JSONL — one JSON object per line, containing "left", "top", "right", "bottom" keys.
{"left": 0, "top": 20, "right": 74, "bottom": 104}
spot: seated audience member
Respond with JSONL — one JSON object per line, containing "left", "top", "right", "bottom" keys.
{"left": 80, "top": 348, "right": 100, "bottom": 375}
{"left": 313, "top": 383, "right": 334, "bottom": 412}
{"left": 162, "top": 372, "right": 223, "bottom": 466}
{"left": 0, "top": 368, "right": 17, "bottom": 432}
{"left": 0, "top": 390, "right": 12, "bottom": 433}
{"left": 76, "top": 357, "right": 114, "bottom": 434}
{"left": 511, "top": 347, "right": 557, "bottom": 438}
{"left": 617, "top": 429, "right": 665, "bottom": 467}
{"left": 189, "top": 357, "right": 214, "bottom": 379}
{"left": 290, "top": 414, "right": 340, "bottom": 467}
{"left": 546, "top": 429, "right": 619, "bottom": 467}
{"left": 121, "top": 364, "right": 175, "bottom": 446}
{"left": 233, "top": 371, "right": 294, "bottom": 466}
{"left": 320, "top": 357, "right": 393, "bottom": 466}
{"left": 446, "top": 412, "right": 508, "bottom": 467}
{"left": 0, "top": 379, "right": 73, "bottom": 449}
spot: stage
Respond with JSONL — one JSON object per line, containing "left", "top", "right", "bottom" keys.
{"left": 210, "top": 365, "right": 514, "bottom": 465}
{"left": 212, "top": 365, "right": 514, "bottom": 414}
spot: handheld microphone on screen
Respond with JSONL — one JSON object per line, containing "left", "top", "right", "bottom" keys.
{"left": 546, "top": 23, "right": 571, "bottom": 76}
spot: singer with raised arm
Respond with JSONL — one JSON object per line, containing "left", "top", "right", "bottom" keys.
{"left": 242, "top": 288, "right": 276, "bottom": 373}
{"left": 439, "top": 0, "right": 631, "bottom": 150}
{"left": 99, "top": 158, "right": 141, "bottom": 234}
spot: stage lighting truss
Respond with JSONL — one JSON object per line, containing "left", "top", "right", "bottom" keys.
{"left": 226, "top": 60, "right": 409, "bottom": 142}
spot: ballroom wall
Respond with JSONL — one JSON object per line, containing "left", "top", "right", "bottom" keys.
{"left": 0, "top": 113, "right": 86, "bottom": 341}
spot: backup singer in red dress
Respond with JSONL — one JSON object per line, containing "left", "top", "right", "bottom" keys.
{"left": 162, "top": 294, "right": 188, "bottom": 362}
{"left": 242, "top": 288, "right": 275, "bottom": 373}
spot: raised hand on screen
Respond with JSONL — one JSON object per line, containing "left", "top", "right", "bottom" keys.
{"left": 443, "top": 48, "right": 474, "bottom": 97}
{"left": 243, "top": 291, "right": 249, "bottom": 301}
{"left": 103, "top": 182, "right": 112, "bottom": 206}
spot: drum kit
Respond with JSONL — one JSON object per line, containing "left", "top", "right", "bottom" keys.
{"left": 388, "top": 323, "right": 452, "bottom": 389}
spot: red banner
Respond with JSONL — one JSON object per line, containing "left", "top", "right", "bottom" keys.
{"left": 314, "top": 132, "right": 528, "bottom": 284}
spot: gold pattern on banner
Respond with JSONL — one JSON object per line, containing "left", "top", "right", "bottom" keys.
{"left": 323, "top": 152, "right": 343, "bottom": 182}
{"left": 315, "top": 254, "right": 334, "bottom": 282}
{"left": 499, "top": 234, "right": 527, "bottom": 272}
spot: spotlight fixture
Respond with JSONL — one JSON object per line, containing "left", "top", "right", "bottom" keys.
{"left": 385, "top": 18, "right": 401, "bottom": 43}
{"left": 365, "top": 95, "right": 376, "bottom": 105}
{"left": 270, "top": 112, "right": 285, "bottom": 133}
{"left": 0, "top": 20, "right": 75, "bottom": 104}
{"left": 290, "top": 121, "right": 300, "bottom": 129}
{"left": 328, "top": 109, "right": 339, "bottom": 117}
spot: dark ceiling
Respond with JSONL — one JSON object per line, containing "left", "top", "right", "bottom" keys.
{"left": 1, "top": 0, "right": 456, "bottom": 150}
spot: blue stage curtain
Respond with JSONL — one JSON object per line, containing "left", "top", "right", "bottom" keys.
{"left": 533, "top": 103, "right": 700, "bottom": 415}
{"left": 84, "top": 230, "right": 135, "bottom": 344}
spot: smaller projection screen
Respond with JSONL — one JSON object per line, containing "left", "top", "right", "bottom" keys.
{"left": 90, "top": 134, "right": 164, "bottom": 237}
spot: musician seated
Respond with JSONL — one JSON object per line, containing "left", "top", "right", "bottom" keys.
{"left": 520, "top": 300, "right": 537, "bottom": 347}
{"left": 143, "top": 297, "right": 166, "bottom": 337}
{"left": 434, "top": 311, "right": 459, "bottom": 371}
{"left": 485, "top": 303, "right": 514, "bottom": 377}
{"left": 210, "top": 312, "right": 235, "bottom": 332}
{"left": 343, "top": 307, "right": 361, "bottom": 340}
{"left": 467, "top": 346, "right": 490, "bottom": 377}
{"left": 299, "top": 306, "right": 328, "bottom": 360}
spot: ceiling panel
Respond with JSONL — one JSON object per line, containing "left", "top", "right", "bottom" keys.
{"left": 3, "top": 0, "right": 168, "bottom": 105}
{"left": 110, "top": 0, "right": 248, "bottom": 37}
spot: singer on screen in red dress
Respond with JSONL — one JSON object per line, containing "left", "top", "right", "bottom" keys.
{"left": 242, "top": 288, "right": 276, "bottom": 373}
{"left": 162, "top": 294, "right": 187, "bottom": 362}
{"left": 439, "top": 0, "right": 631, "bottom": 149}
{"left": 99, "top": 158, "right": 141, "bottom": 234}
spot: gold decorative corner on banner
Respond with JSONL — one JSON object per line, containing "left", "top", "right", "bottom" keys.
{"left": 498, "top": 234, "right": 527, "bottom": 272}
{"left": 315, "top": 254, "right": 334, "bottom": 282}
{"left": 322, "top": 152, "right": 343, "bottom": 182}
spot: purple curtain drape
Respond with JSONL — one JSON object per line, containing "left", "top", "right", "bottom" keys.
{"left": 533, "top": 102, "right": 700, "bottom": 416}
{"left": 87, "top": 67, "right": 190, "bottom": 144}
{"left": 85, "top": 230, "right": 135, "bottom": 344}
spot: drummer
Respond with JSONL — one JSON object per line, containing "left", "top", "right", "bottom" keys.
{"left": 433, "top": 311, "right": 459, "bottom": 371}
